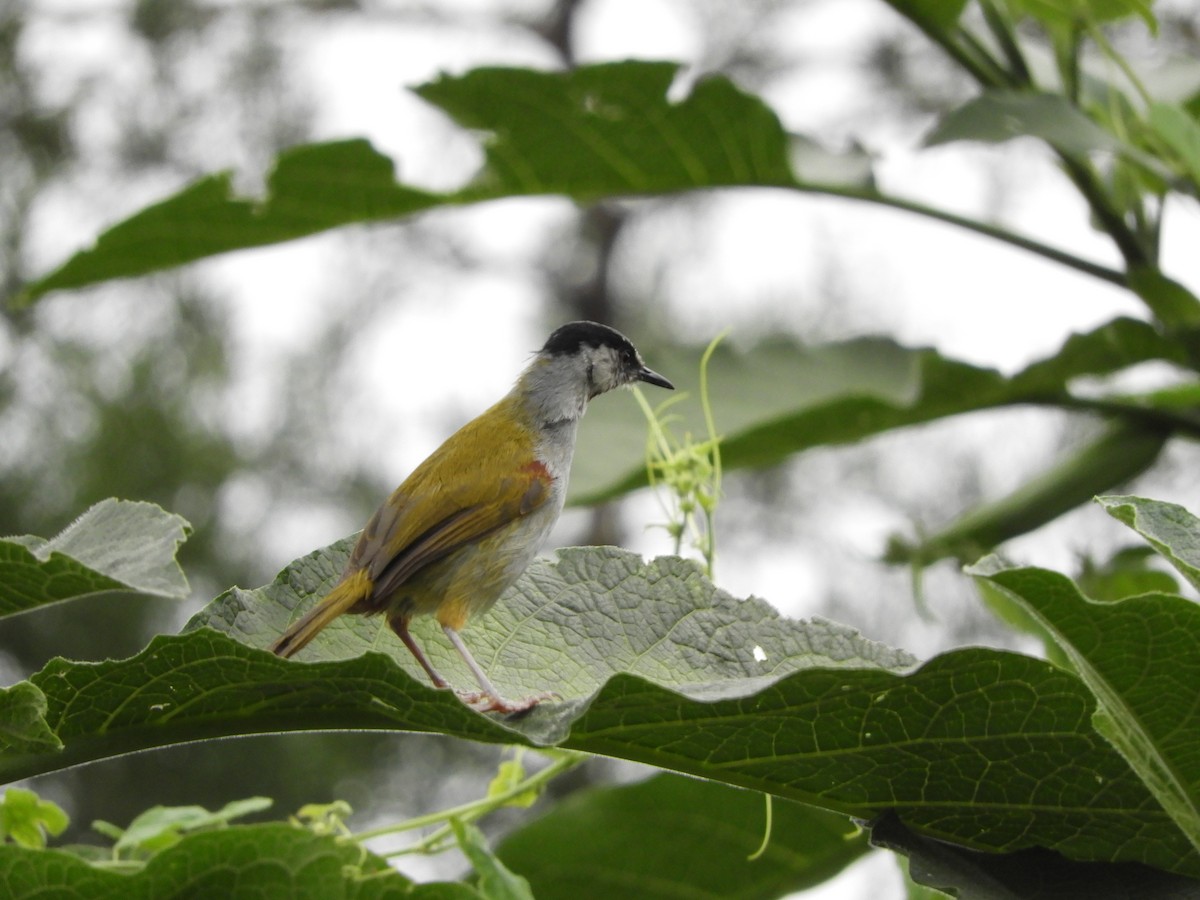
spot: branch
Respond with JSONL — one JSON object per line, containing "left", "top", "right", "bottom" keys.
{"left": 1057, "top": 154, "right": 1153, "bottom": 269}
{"left": 794, "top": 183, "right": 1130, "bottom": 288}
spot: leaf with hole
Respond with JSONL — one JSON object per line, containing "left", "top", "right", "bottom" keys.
{"left": 0, "top": 542, "right": 1195, "bottom": 876}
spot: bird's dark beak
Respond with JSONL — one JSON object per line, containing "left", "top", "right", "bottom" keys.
{"left": 637, "top": 366, "right": 674, "bottom": 390}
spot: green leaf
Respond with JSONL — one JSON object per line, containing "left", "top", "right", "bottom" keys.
{"left": 971, "top": 557, "right": 1200, "bottom": 855}
{"left": 899, "top": 854, "right": 953, "bottom": 900}
{"left": 925, "top": 91, "right": 1123, "bottom": 155}
{"left": 1008, "top": 315, "right": 1189, "bottom": 389}
{"left": 454, "top": 820, "right": 535, "bottom": 900}
{"left": 1149, "top": 103, "right": 1200, "bottom": 186}
{"left": 883, "top": 0, "right": 970, "bottom": 31}
{"left": 496, "top": 772, "right": 869, "bottom": 900}
{"left": 1099, "top": 495, "right": 1200, "bottom": 590}
{"left": 0, "top": 499, "right": 191, "bottom": 617}
{"left": 1126, "top": 268, "right": 1200, "bottom": 330}
{"left": 23, "top": 61, "right": 826, "bottom": 303}
{"left": 0, "top": 542, "right": 1196, "bottom": 876}
{"left": 886, "top": 420, "right": 1170, "bottom": 567}
{"left": 1005, "top": 0, "right": 1156, "bottom": 28}
{"left": 974, "top": 578, "right": 1070, "bottom": 669}
{"left": 22, "top": 140, "right": 437, "bottom": 303}
{"left": 294, "top": 799, "right": 354, "bottom": 836}
{"left": 0, "top": 823, "right": 480, "bottom": 899}
{"left": 0, "top": 683, "right": 61, "bottom": 754}
{"left": 414, "top": 61, "right": 795, "bottom": 200}
{"left": 108, "top": 797, "right": 273, "bottom": 856}
{"left": 872, "top": 811, "right": 1200, "bottom": 900}
{"left": 574, "top": 316, "right": 1186, "bottom": 504}
{"left": 789, "top": 133, "right": 876, "bottom": 185}
{"left": 486, "top": 758, "right": 539, "bottom": 810}
{"left": 1075, "top": 546, "right": 1180, "bottom": 602}
{"left": 0, "top": 788, "right": 68, "bottom": 849}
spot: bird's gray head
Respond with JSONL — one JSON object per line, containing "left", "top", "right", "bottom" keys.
{"left": 540, "top": 321, "right": 674, "bottom": 399}
{"left": 518, "top": 322, "right": 673, "bottom": 428}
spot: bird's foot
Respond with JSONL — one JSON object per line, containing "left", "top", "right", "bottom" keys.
{"left": 456, "top": 689, "right": 558, "bottom": 717}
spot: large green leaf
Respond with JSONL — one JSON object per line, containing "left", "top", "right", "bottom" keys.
{"left": 22, "top": 61, "right": 824, "bottom": 304}
{"left": 496, "top": 772, "right": 869, "bottom": 900}
{"left": 21, "top": 140, "right": 437, "bottom": 303}
{"left": 0, "top": 823, "right": 478, "bottom": 899}
{"left": 972, "top": 554, "right": 1200, "bottom": 855}
{"left": 0, "top": 499, "right": 191, "bottom": 617}
{"left": 573, "top": 316, "right": 1192, "bottom": 503}
{"left": 414, "top": 61, "right": 795, "bottom": 199}
{"left": 0, "top": 541, "right": 1196, "bottom": 876}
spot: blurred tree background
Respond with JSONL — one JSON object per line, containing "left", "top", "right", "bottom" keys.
{"left": 4, "top": 0, "right": 1200, "bottom": 895}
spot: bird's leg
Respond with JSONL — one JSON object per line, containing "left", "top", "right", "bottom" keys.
{"left": 388, "top": 616, "right": 449, "bottom": 689}
{"left": 441, "top": 625, "right": 553, "bottom": 715}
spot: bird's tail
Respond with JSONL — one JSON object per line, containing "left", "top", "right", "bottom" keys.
{"left": 269, "top": 569, "right": 372, "bottom": 658}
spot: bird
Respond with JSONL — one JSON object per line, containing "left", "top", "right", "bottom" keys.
{"left": 270, "top": 321, "right": 674, "bottom": 714}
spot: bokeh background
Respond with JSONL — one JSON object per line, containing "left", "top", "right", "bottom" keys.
{"left": 4, "top": 0, "right": 1200, "bottom": 895}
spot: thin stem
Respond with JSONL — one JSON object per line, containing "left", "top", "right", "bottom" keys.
{"left": 1042, "top": 395, "right": 1200, "bottom": 437}
{"left": 956, "top": 28, "right": 1020, "bottom": 88}
{"left": 1056, "top": 154, "right": 1152, "bottom": 268}
{"left": 632, "top": 385, "right": 687, "bottom": 554}
{"left": 384, "top": 823, "right": 457, "bottom": 858}
{"left": 1087, "top": 21, "right": 1152, "bottom": 107}
{"left": 698, "top": 332, "right": 725, "bottom": 580}
{"left": 633, "top": 385, "right": 677, "bottom": 464}
{"left": 793, "top": 184, "right": 1129, "bottom": 287}
{"left": 1074, "top": 21, "right": 1162, "bottom": 263}
{"left": 979, "top": 0, "right": 1032, "bottom": 86}
{"left": 970, "top": 389, "right": 1200, "bottom": 437}
{"left": 1146, "top": 194, "right": 1164, "bottom": 261}
{"left": 900, "top": 12, "right": 1011, "bottom": 89}
{"left": 889, "top": 3, "right": 1156, "bottom": 281}
{"left": 1039, "top": 20, "right": 1157, "bottom": 270}
{"left": 746, "top": 792, "right": 773, "bottom": 861}
{"left": 351, "top": 751, "right": 586, "bottom": 845}
{"left": 1057, "top": 25, "right": 1084, "bottom": 104}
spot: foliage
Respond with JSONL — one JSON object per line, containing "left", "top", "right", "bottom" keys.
{"left": 0, "top": 788, "right": 68, "bottom": 849}
{"left": 3, "top": 0, "right": 1200, "bottom": 897}
{"left": 1, "top": 494, "right": 1199, "bottom": 895}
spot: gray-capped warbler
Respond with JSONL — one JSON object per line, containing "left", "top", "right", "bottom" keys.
{"left": 270, "top": 321, "right": 674, "bottom": 714}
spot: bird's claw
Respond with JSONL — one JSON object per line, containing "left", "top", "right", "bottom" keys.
{"left": 455, "top": 689, "right": 558, "bottom": 717}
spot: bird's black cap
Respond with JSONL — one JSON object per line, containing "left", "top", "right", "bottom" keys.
{"left": 541, "top": 321, "right": 636, "bottom": 357}
{"left": 541, "top": 321, "right": 674, "bottom": 390}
